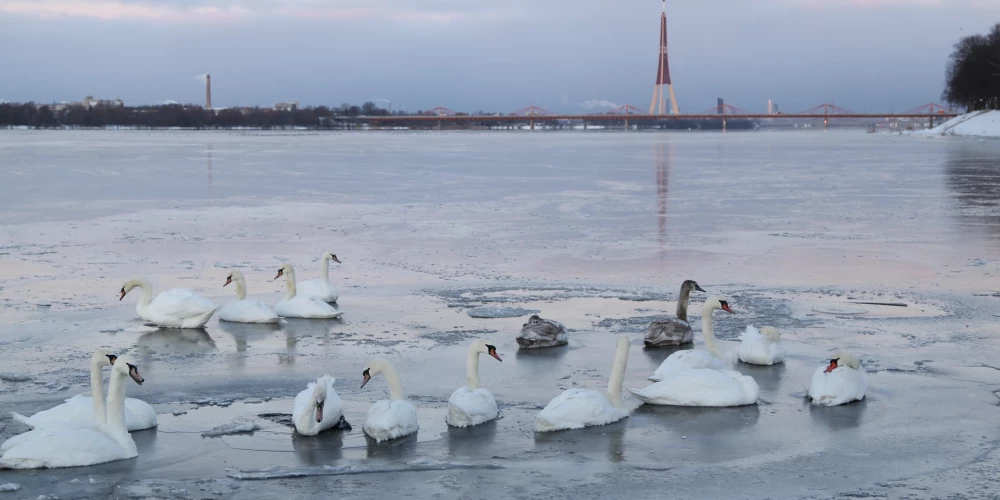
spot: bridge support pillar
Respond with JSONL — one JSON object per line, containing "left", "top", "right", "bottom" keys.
{"left": 583, "top": 121, "right": 587, "bottom": 130}
{"left": 437, "top": 120, "right": 442, "bottom": 131}
{"left": 929, "top": 116, "right": 935, "bottom": 129}
{"left": 530, "top": 119, "right": 535, "bottom": 131}
{"left": 824, "top": 117, "right": 829, "bottom": 130}
{"left": 722, "top": 117, "right": 727, "bottom": 132}
{"left": 624, "top": 118, "right": 629, "bottom": 131}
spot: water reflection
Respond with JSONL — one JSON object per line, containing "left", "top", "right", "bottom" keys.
{"left": 634, "top": 403, "right": 761, "bottom": 435}
{"left": 135, "top": 328, "right": 216, "bottom": 367}
{"left": 292, "top": 430, "right": 347, "bottom": 465}
{"left": 737, "top": 362, "right": 786, "bottom": 393}
{"left": 945, "top": 142, "right": 1000, "bottom": 242}
{"left": 532, "top": 419, "right": 629, "bottom": 463}
{"left": 365, "top": 432, "right": 418, "bottom": 460}
{"left": 206, "top": 142, "right": 213, "bottom": 194}
{"left": 654, "top": 140, "right": 673, "bottom": 269}
{"left": 216, "top": 321, "right": 281, "bottom": 372}
{"left": 446, "top": 419, "right": 498, "bottom": 458}
{"left": 807, "top": 398, "right": 867, "bottom": 430}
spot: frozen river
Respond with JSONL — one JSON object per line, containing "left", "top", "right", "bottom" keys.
{"left": 1, "top": 130, "right": 1000, "bottom": 499}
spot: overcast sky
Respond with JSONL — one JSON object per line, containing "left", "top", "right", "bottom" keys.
{"left": 0, "top": 0, "right": 997, "bottom": 113}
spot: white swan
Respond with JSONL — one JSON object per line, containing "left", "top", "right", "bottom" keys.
{"left": 808, "top": 351, "right": 867, "bottom": 406}
{"left": 9, "top": 350, "right": 157, "bottom": 433}
{"left": 647, "top": 296, "right": 734, "bottom": 382}
{"left": 447, "top": 339, "right": 503, "bottom": 428}
{"left": 120, "top": 278, "right": 217, "bottom": 328}
{"left": 292, "top": 374, "right": 349, "bottom": 436}
{"left": 218, "top": 270, "right": 279, "bottom": 324}
{"left": 296, "top": 252, "right": 341, "bottom": 303}
{"left": 535, "top": 336, "right": 632, "bottom": 432}
{"left": 360, "top": 358, "right": 419, "bottom": 442}
{"left": 629, "top": 296, "right": 760, "bottom": 407}
{"left": 1, "top": 356, "right": 145, "bottom": 469}
{"left": 272, "top": 264, "right": 343, "bottom": 319}
{"left": 738, "top": 325, "right": 786, "bottom": 366}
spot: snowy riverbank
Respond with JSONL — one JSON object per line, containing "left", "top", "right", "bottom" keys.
{"left": 918, "top": 110, "right": 1000, "bottom": 138}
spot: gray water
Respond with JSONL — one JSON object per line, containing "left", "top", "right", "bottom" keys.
{"left": 1, "top": 130, "right": 1000, "bottom": 499}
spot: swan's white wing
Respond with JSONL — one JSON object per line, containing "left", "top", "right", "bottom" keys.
{"left": 274, "top": 297, "right": 342, "bottom": 319}
{"left": 1, "top": 424, "right": 134, "bottom": 469}
{"left": 297, "top": 279, "right": 338, "bottom": 302}
{"left": 122, "top": 398, "right": 158, "bottom": 430}
{"left": 808, "top": 366, "right": 867, "bottom": 406}
{"left": 318, "top": 376, "right": 345, "bottom": 431}
{"left": 363, "top": 399, "right": 419, "bottom": 442}
{"left": 535, "top": 388, "right": 626, "bottom": 432}
{"left": 447, "top": 387, "right": 499, "bottom": 427}
{"left": 629, "top": 368, "right": 759, "bottom": 407}
{"left": 10, "top": 396, "right": 95, "bottom": 430}
{"left": 649, "top": 350, "right": 726, "bottom": 381}
{"left": 150, "top": 288, "right": 216, "bottom": 317}
{"left": 219, "top": 299, "right": 279, "bottom": 323}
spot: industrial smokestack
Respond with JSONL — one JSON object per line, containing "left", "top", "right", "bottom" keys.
{"left": 206, "top": 74, "right": 212, "bottom": 109}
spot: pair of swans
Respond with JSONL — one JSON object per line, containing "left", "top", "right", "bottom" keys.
{"left": 630, "top": 297, "right": 761, "bottom": 407}
{"left": 216, "top": 261, "right": 345, "bottom": 322}
{"left": 1, "top": 352, "right": 147, "bottom": 469}
{"left": 273, "top": 264, "right": 344, "bottom": 319}
{"left": 11, "top": 350, "right": 157, "bottom": 431}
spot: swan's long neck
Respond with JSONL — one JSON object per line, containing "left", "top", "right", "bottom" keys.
{"left": 381, "top": 363, "right": 406, "bottom": 400}
{"left": 284, "top": 269, "right": 297, "bottom": 300}
{"left": 676, "top": 286, "right": 692, "bottom": 322}
{"left": 105, "top": 370, "right": 136, "bottom": 453}
{"left": 466, "top": 347, "right": 481, "bottom": 390}
{"left": 136, "top": 279, "right": 153, "bottom": 308}
{"left": 235, "top": 276, "right": 247, "bottom": 300}
{"left": 606, "top": 340, "right": 630, "bottom": 408}
{"left": 321, "top": 257, "right": 330, "bottom": 285}
{"left": 700, "top": 304, "right": 720, "bottom": 357}
{"left": 90, "top": 359, "right": 107, "bottom": 428}
{"left": 296, "top": 389, "right": 320, "bottom": 433}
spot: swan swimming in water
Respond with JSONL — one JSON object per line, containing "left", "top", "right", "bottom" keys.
{"left": 295, "top": 252, "right": 342, "bottom": 303}
{"left": 272, "top": 264, "right": 344, "bottom": 319}
{"left": 292, "top": 374, "right": 350, "bottom": 436}
{"left": 1, "top": 356, "right": 146, "bottom": 469}
{"left": 360, "top": 358, "right": 419, "bottom": 442}
{"left": 630, "top": 297, "right": 760, "bottom": 407}
{"left": 9, "top": 349, "right": 157, "bottom": 433}
{"left": 218, "top": 270, "right": 280, "bottom": 324}
{"left": 738, "top": 325, "right": 786, "bottom": 366}
{"left": 447, "top": 339, "right": 503, "bottom": 428}
{"left": 535, "top": 336, "right": 632, "bottom": 432}
{"left": 808, "top": 351, "right": 867, "bottom": 406}
{"left": 516, "top": 315, "right": 567, "bottom": 348}
{"left": 120, "top": 278, "right": 217, "bottom": 328}
{"left": 644, "top": 280, "right": 706, "bottom": 347}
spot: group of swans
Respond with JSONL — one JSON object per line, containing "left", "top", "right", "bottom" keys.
{"left": 2, "top": 352, "right": 147, "bottom": 469}
{"left": 118, "top": 252, "right": 344, "bottom": 327}
{"left": 637, "top": 288, "right": 866, "bottom": 409}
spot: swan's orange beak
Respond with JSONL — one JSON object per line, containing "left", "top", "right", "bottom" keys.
{"left": 721, "top": 303, "right": 734, "bottom": 314}
{"left": 119, "top": 288, "right": 127, "bottom": 301}
{"left": 128, "top": 364, "right": 144, "bottom": 385}
{"left": 824, "top": 359, "right": 838, "bottom": 373}
{"left": 488, "top": 348, "right": 502, "bottom": 362}
{"left": 223, "top": 276, "right": 232, "bottom": 287}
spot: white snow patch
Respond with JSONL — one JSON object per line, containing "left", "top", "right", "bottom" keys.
{"left": 0, "top": 483, "right": 20, "bottom": 492}
{"left": 919, "top": 110, "right": 1000, "bottom": 138}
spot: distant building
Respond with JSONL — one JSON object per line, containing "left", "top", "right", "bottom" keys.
{"left": 70, "top": 96, "right": 124, "bottom": 108}
{"left": 273, "top": 102, "right": 298, "bottom": 111}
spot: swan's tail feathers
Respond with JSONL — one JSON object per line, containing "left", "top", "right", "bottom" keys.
{"left": 626, "top": 387, "right": 653, "bottom": 404}
{"left": 646, "top": 374, "right": 663, "bottom": 382}
{"left": 10, "top": 411, "right": 32, "bottom": 427}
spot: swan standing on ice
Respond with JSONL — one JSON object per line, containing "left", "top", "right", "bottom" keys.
{"left": 218, "top": 270, "right": 279, "bottom": 324}
{"left": 644, "top": 280, "right": 706, "bottom": 347}
{"left": 1, "top": 356, "right": 146, "bottom": 469}
{"left": 120, "top": 278, "right": 217, "bottom": 328}
{"left": 360, "top": 358, "right": 419, "bottom": 442}
{"left": 447, "top": 339, "right": 503, "bottom": 428}
{"left": 296, "top": 252, "right": 342, "bottom": 303}
{"left": 808, "top": 351, "right": 867, "bottom": 406}
{"left": 292, "top": 374, "right": 350, "bottom": 436}
{"left": 516, "top": 314, "right": 568, "bottom": 348}
{"left": 9, "top": 349, "right": 157, "bottom": 433}
{"left": 738, "top": 325, "right": 786, "bottom": 366}
{"left": 272, "top": 264, "right": 343, "bottom": 319}
{"left": 535, "top": 336, "right": 632, "bottom": 432}
{"left": 630, "top": 297, "right": 760, "bottom": 407}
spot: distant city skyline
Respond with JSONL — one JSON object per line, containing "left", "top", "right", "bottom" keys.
{"left": 0, "top": 0, "right": 998, "bottom": 113}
